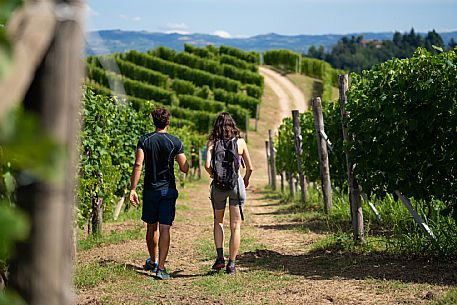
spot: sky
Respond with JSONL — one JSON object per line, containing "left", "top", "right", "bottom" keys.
{"left": 87, "top": 0, "right": 457, "bottom": 37}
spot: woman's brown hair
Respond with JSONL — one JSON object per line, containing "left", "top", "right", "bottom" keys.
{"left": 208, "top": 112, "right": 240, "bottom": 141}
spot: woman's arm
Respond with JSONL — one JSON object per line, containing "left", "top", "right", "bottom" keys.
{"left": 204, "top": 140, "right": 213, "bottom": 177}
{"left": 240, "top": 138, "right": 253, "bottom": 187}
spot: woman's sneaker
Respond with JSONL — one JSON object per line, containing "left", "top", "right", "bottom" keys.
{"left": 226, "top": 261, "right": 236, "bottom": 275}
{"left": 211, "top": 257, "right": 225, "bottom": 270}
{"left": 144, "top": 258, "right": 158, "bottom": 272}
{"left": 155, "top": 268, "right": 171, "bottom": 280}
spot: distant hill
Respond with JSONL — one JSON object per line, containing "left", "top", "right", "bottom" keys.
{"left": 86, "top": 30, "right": 457, "bottom": 55}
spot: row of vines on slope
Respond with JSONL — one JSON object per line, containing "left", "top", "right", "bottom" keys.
{"left": 274, "top": 48, "right": 457, "bottom": 257}
{"left": 85, "top": 45, "right": 263, "bottom": 133}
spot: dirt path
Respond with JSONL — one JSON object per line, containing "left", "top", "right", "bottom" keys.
{"left": 259, "top": 66, "right": 308, "bottom": 116}
{"left": 248, "top": 67, "right": 307, "bottom": 189}
{"left": 76, "top": 68, "right": 456, "bottom": 305}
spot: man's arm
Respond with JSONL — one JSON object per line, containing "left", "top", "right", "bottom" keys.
{"left": 129, "top": 148, "right": 144, "bottom": 207}
{"left": 176, "top": 153, "right": 189, "bottom": 174}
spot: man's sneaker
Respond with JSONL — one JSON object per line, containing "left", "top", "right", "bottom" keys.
{"left": 144, "top": 258, "right": 158, "bottom": 272}
{"left": 225, "top": 262, "right": 236, "bottom": 275}
{"left": 155, "top": 268, "right": 171, "bottom": 280}
{"left": 211, "top": 257, "right": 225, "bottom": 270}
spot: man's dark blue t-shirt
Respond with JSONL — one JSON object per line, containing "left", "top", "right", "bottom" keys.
{"left": 137, "top": 132, "right": 184, "bottom": 191}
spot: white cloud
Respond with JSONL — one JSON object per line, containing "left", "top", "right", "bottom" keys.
{"left": 159, "top": 22, "right": 191, "bottom": 34}
{"left": 120, "top": 14, "right": 142, "bottom": 22}
{"left": 213, "top": 30, "right": 232, "bottom": 38}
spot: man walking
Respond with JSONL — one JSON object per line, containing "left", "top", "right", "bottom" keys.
{"left": 129, "top": 107, "right": 189, "bottom": 280}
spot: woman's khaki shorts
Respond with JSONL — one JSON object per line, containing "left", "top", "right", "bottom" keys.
{"left": 210, "top": 176, "right": 246, "bottom": 210}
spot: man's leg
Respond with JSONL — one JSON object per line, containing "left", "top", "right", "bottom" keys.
{"left": 158, "top": 224, "right": 171, "bottom": 269}
{"left": 146, "top": 222, "right": 159, "bottom": 262}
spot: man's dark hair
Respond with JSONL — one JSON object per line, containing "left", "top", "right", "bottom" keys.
{"left": 151, "top": 107, "right": 171, "bottom": 129}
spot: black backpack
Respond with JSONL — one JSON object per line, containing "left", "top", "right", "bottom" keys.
{"left": 212, "top": 138, "right": 240, "bottom": 191}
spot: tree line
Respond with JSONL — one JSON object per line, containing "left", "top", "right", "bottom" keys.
{"left": 307, "top": 28, "right": 457, "bottom": 74}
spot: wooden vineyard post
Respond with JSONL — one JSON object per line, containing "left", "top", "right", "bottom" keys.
{"left": 280, "top": 171, "right": 285, "bottom": 193}
{"left": 288, "top": 172, "right": 295, "bottom": 199}
{"left": 292, "top": 110, "right": 307, "bottom": 204}
{"left": 113, "top": 196, "right": 125, "bottom": 220}
{"left": 312, "top": 97, "right": 332, "bottom": 213}
{"left": 278, "top": 130, "right": 285, "bottom": 193}
{"left": 338, "top": 74, "right": 364, "bottom": 242}
{"left": 198, "top": 147, "right": 202, "bottom": 179}
{"left": 265, "top": 140, "right": 271, "bottom": 186}
{"left": 268, "top": 130, "right": 277, "bottom": 190}
{"left": 189, "top": 150, "right": 193, "bottom": 182}
{"left": 92, "top": 197, "right": 103, "bottom": 234}
{"left": 9, "top": 0, "right": 85, "bottom": 303}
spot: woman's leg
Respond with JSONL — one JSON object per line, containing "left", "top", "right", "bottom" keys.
{"left": 228, "top": 204, "right": 242, "bottom": 260}
{"left": 213, "top": 209, "right": 225, "bottom": 249}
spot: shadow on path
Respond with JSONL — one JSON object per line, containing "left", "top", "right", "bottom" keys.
{"left": 237, "top": 249, "right": 457, "bottom": 286}
{"left": 99, "top": 260, "right": 210, "bottom": 280}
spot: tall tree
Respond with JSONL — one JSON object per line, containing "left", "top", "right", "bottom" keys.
{"left": 425, "top": 30, "right": 444, "bottom": 53}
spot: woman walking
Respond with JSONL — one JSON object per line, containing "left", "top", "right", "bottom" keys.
{"left": 204, "top": 112, "right": 253, "bottom": 274}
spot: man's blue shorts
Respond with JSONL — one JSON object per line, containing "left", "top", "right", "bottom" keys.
{"left": 142, "top": 188, "right": 179, "bottom": 225}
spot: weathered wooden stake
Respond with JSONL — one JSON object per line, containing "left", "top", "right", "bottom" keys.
{"left": 189, "top": 150, "right": 193, "bottom": 182}
{"left": 9, "top": 1, "right": 85, "bottom": 303}
{"left": 288, "top": 172, "right": 295, "bottom": 199}
{"left": 113, "top": 196, "right": 125, "bottom": 220}
{"left": 280, "top": 171, "right": 285, "bottom": 193}
{"left": 292, "top": 110, "right": 307, "bottom": 204}
{"left": 91, "top": 197, "right": 103, "bottom": 235}
{"left": 268, "top": 130, "right": 277, "bottom": 190}
{"left": 198, "top": 147, "right": 202, "bottom": 179}
{"left": 265, "top": 140, "right": 271, "bottom": 186}
{"left": 312, "top": 97, "right": 332, "bottom": 213}
{"left": 338, "top": 74, "right": 364, "bottom": 241}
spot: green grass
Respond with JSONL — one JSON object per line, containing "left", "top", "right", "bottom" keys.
{"left": 192, "top": 270, "right": 295, "bottom": 304}
{"left": 429, "top": 288, "right": 457, "bottom": 305}
{"left": 114, "top": 205, "right": 142, "bottom": 222}
{"left": 75, "top": 260, "right": 134, "bottom": 289}
{"left": 311, "top": 232, "right": 389, "bottom": 254}
{"left": 363, "top": 278, "right": 413, "bottom": 294}
{"left": 78, "top": 226, "right": 144, "bottom": 251}
{"left": 266, "top": 183, "right": 457, "bottom": 258}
